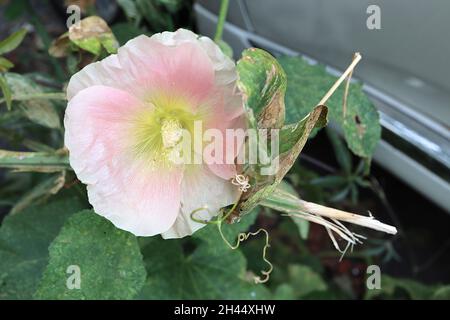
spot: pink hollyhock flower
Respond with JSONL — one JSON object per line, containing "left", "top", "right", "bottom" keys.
{"left": 64, "top": 29, "right": 245, "bottom": 238}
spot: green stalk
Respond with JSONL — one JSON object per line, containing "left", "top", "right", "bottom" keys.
{"left": 0, "top": 92, "right": 66, "bottom": 105}
{"left": 0, "top": 149, "right": 70, "bottom": 172}
{"left": 214, "top": 0, "right": 230, "bottom": 42}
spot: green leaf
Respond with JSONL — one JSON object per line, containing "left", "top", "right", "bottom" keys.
{"left": 274, "top": 284, "right": 296, "bottom": 300}
{"left": 431, "top": 286, "right": 450, "bottom": 300}
{"left": 0, "top": 28, "right": 27, "bottom": 55}
{"left": 278, "top": 105, "right": 328, "bottom": 155}
{"left": 0, "top": 74, "right": 12, "bottom": 110}
{"left": 35, "top": 211, "right": 146, "bottom": 300}
{"left": 234, "top": 105, "right": 327, "bottom": 219}
{"left": 0, "top": 149, "right": 70, "bottom": 172}
{"left": 0, "top": 56, "right": 14, "bottom": 72}
{"left": 237, "top": 48, "right": 287, "bottom": 129}
{"left": 365, "top": 275, "right": 438, "bottom": 300}
{"left": 138, "top": 209, "right": 271, "bottom": 299}
{"left": 69, "top": 16, "right": 119, "bottom": 55}
{"left": 0, "top": 197, "right": 85, "bottom": 299}
{"left": 288, "top": 264, "right": 327, "bottom": 298}
{"left": 3, "top": 73, "right": 61, "bottom": 128}
{"left": 279, "top": 56, "right": 381, "bottom": 158}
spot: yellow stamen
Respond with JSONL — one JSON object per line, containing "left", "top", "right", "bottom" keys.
{"left": 161, "top": 118, "right": 183, "bottom": 149}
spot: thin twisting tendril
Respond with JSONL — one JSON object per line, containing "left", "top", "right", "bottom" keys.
{"left": 190, "top": 207, "right": 220, "bottom": 225}
{"left": 189, "top": 174, "right": 273, "bottom": 284}
{"left": 218, "top": 225, "right": 273, "bottom": 284}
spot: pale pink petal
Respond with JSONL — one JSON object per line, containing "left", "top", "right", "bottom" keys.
{"left": 65, "top": 29, "right": 247, "bottom": 238}
{"left": 153, "top": 29, "right": 236, "bottom": 86}
{"left": 67, "top": 33, "right": 216, "bottom": 108}
{"left": 152, "top": 28, "right": 199, "bottom": 46}
{"left": 65, "top": 85, "right": 182, "bottom": 236}
{"left": 198, "top": 36, "right": 237, "bottom": 86}
{"left": 67, "top": 54, "right": 127, "bottom": 100}
{"left": 87, "top": 163, "right": 183, "bottom": 236}
{"left": 65, "top": 85, "right": 143, "bottom": 182}
{"left": 112, "top": 35, "right": 216, "bottom": 107}
{"left": 204, "top": 110, "right": 246, "bottom": 180}
{"left": 67, "top": 29, "right": 239, "bottom": 114}
{"left": 161, "top": 165, "right": 240, "bottom": 239}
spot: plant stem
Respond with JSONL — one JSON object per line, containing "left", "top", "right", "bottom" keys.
{"left": 0, "top": 92, "right": 66, "bottom": 106}
{"left": 262, "top": 185, "right": 397, "bottom": 235}
{"left": 0, "top": 149, "right": 70, "bottom": 172}
{"left": 214, "top": 0, "right": 230, "bottom": 42}
{"left": 317, "top": 52, "right": 362, "bottom": 106}
{"left": 342, "top": 53, "right": 358, "bottom": 117}
{"left": 299, "top": 200, "right": 397, "bottom": 234}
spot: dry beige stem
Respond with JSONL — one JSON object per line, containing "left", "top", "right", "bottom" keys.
{"left": 262, "top": 185, "right": 397, "bottom": 254}
{"left": 300, "top": 200, "right": 397, "bottom": 235}
{"left": 318, "top": 52, "right": 362, "bottom": 106}
{"left": 342, "top": 53, "right": 359, "bottom": 117}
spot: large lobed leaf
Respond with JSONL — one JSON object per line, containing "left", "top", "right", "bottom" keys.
{"left": 279, "top": 56, "right": 381, "bottom": 158}
{"left": 0, "top": 197, "right": 85, "bottom": 299}
{"left": 35, "top": 211, "right": 147, "bottom": 299}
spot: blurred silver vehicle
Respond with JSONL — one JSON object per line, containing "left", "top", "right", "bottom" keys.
{"left": 195, "top": 0, "right": 450, "bottom": 212}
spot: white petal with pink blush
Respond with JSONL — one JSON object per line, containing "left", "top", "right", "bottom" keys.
{"left": 64, "top": 29, "right": 245, "bottom": 237}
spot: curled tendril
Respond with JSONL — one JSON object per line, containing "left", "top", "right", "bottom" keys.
{"left": 189, "top": 174, "right": 273, "bottom": 284}
{"left": 188, "top": 174, "right": 273, "bottom": 284}
{"left": 190, "top": 174, "right": 250, "bottom": 225}
{"left": 190, "top": 207, "right": 220, "bottom": 225}
{"left": 218, "top": 226, "right": 273, "bottom": 284}
{"left": 231, "top": 174, "right": 251, "bottom": 192}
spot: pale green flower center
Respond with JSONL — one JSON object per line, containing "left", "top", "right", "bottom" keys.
{"left": 128, "top": 96, "right": 205, "bottom": 169}
{"left": 161, "top": 118, "right": 183, "bottom": 149}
